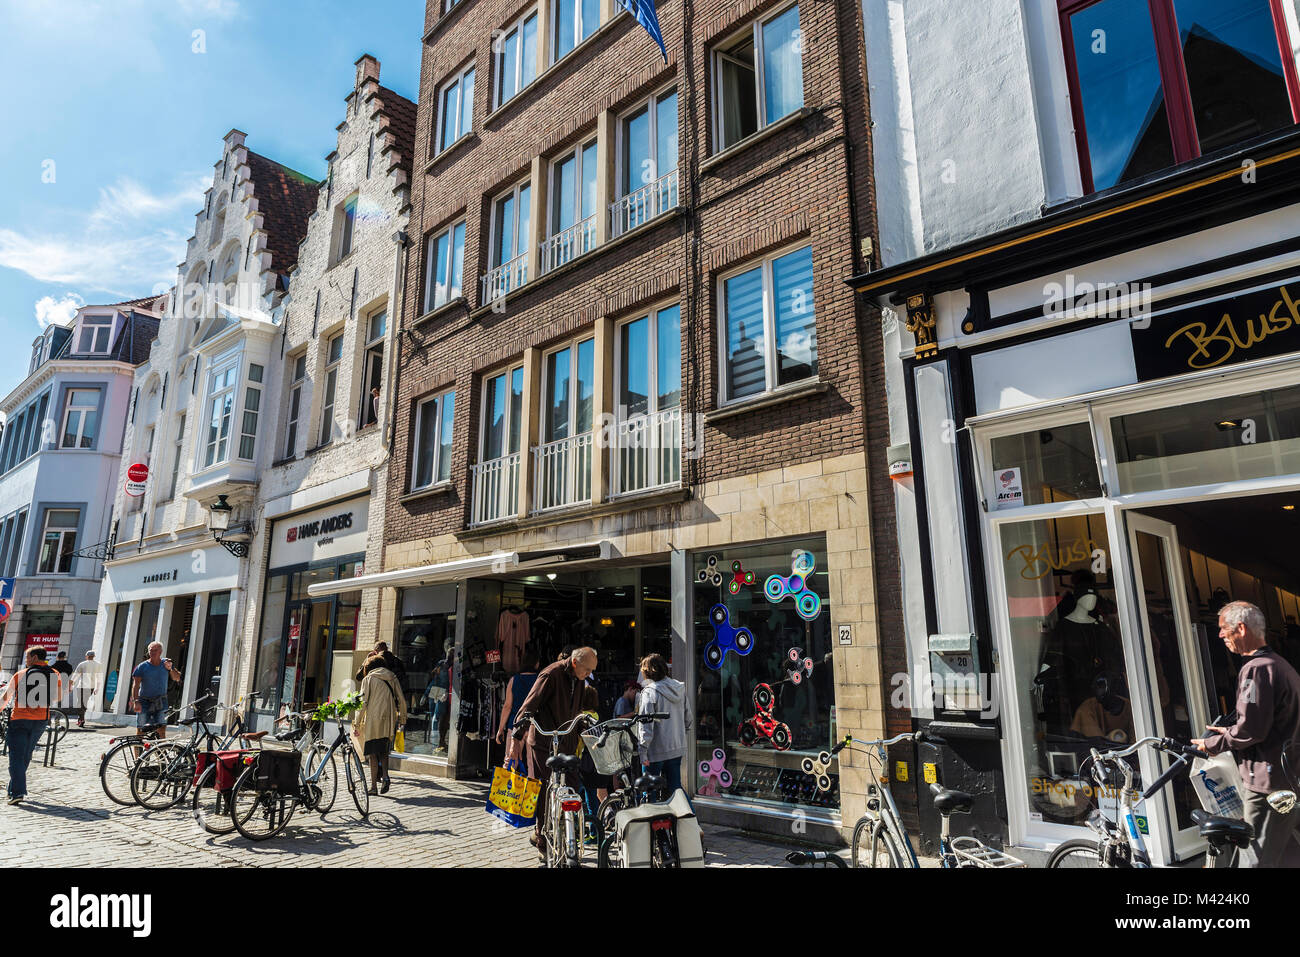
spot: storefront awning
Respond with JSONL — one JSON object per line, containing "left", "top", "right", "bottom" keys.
{"left": 305, "top": 540, "right": 616, "bottom": 598}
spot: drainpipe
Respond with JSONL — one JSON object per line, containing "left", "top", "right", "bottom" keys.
{"left": 383, "top": 229, "right": 409, "bottom": 453}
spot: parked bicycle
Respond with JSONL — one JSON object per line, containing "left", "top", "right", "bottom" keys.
{"left": 98, "top": 708, "right": 180, "bottom": 806}
{"left": 524, "top": 712, "right": 597, "bottom": 869}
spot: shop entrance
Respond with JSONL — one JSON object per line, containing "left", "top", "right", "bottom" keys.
{"left": 282, "top": 600, "right": 335, "bottom": 714}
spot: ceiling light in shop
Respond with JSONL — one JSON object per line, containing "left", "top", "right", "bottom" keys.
{"left": 1216, "top": 420, "right": 1240, "bottom": 430}
{"left": 1285, "top": 505, "right": 1296, "bottom": 512}
{"left": 547, "top": 573, "right": 557, "bottom": 580}
{"left": 599, "top": 617, "right": 613, "bottom": 627}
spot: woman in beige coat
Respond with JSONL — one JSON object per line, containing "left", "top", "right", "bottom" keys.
{"left": 354, "top": 653, "right": 406, "bottom": 795}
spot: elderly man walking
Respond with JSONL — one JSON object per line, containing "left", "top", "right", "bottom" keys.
{"left": 129, "top": 641, "right": 182, "bottom": 737}
{"left": 1194, "top": 601, "right": 1300, "bottom": 867}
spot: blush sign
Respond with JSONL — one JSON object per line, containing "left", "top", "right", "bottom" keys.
{"left": 125, "top": 463, "right": 149, "bottom": 498}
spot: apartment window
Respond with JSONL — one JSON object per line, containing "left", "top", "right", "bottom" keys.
{"left": 412, "top": 391, "right": 456, "bottom": 490}
{"left": 77, "top": 315, "right": 114, "bottom": 354}
{"left": 1, "top": 510, "right": 26, "bottom": 577}
{"left": 482, "top": 365, "right": 525, "bottom": 462}
{"left": 714, "top": 3, "right": 804, "bottom": 150}
{"left": 544, "top": 338, "right": 595, "bottom": 443}
{"left": 359, "top": 312, "right": 386, "bottom": 429}
{"left": 553, "top": 0, "right": 600, "bottom": 61}
{"left": 285, "top": 355, "right": 306, "bottom": 459}
{"left": 202, "top": 360, "right": 239, "bottom": 468}
{"left": 25, "top": 393, "right": 48, "bottom": 458}
{"left": 60, "top": 388, "right": 100, "bottom": 449}
{"left": 37, "top": 509, "right": 78, "bottom": 575}
{"left": 615, "top": 88, "right": 679, "bottom": 235}
{"left": 319, "top": 334, "right": 343, "bottom": 446}
{"left": 438, "top": 65, "right": 475, "bottom": 153}
{"left": 1060, "top": 0, "right": 1300, "bottom": 193}
{"left": 166, "top": 414, "right": 186, "bottom": 500}
{"left": 619, "top": 304, "right": 681, "bottom": 418}
{"left": 239, "top": 363, "right": 263, "bottom": 460}
{"left": 545, "top": 139, "right": 598, "bottom": 270}
{"left": 720, "top": 244, "right": 816, "bottom": 402}
{"left": 334, "top": 195, "right": 358, "bottom": 263}
{"left": 423, "top": 221, "right": 466, "bottom": 312}
{"left": 494, "top": 10, "right": 539, "bottom": 108}
{"left": 29, "top": 336, "right": 44, "bottom": 375}
{"left": 486, "top": 180, "right": 532, "bottom": 298}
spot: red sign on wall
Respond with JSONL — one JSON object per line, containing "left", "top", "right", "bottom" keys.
{"left": 125, "top": 462, "right": 149, "bottom": 498}
{"left": 25, "top": 635, "right": 60, "bottom": 654}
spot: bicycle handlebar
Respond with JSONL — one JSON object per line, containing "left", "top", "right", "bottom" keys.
{"left": 524, "top": 712, "right": 595, "bottom": 738}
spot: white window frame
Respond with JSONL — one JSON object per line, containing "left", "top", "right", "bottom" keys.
{"left": 479, "top": 364, "right": 526, "bottom": 462}
{"left": 548, "top": 138, "right": 599, "bottom": 241}
{"left": 358, "top": 311, "right": 387, "bottom": 429}
{"left": 284, "top": 354, "right": 306, "bottom": 459}
{"left": 436, "top": 63, "right": 476, "bottom": 154}
{"left": 411, "top": 390, "right": 456, "bottom": 491}
{"left": 551, "top": 0, "right": 600, "bottom": 64}
{"left": 493, "top": 8, "right": 539, "bottom": 109}
{"left": 60, "top": 388, "right": 101, "bottom": 450}
{"left": 615, "top": 302, "right": 681, "bottom": 420}
{"left": 616, "top": 85, "right": 678, "bottom": 199}
{"left": 711, "top": 1, "right": 804, "bottom": 152}
{"left": 334, "top": 194, "right": 358, "bottom": 264}
{"left": 200, "top": 355, "right": 240, "bottom": 468}
{"left": 318, "top": 333, "right": 343, "bottom": 447}
{"left": 716, "top": 241, "right": 816, "bottom": 405}
{"left": 423, "top": 220, "right": 467, "bottom": 312}
{"left": 164, "top": 413, "right": 186, "bottom": 502}
{"left": 37, "top": 508, "right": 78, "bottom": 575}
{"left": 238, "top": 363, "right": 263, "bottom": 461}
{"left": 540, "top": 336, "right": 596, "bottom": 443}
{"left": 77, "top": 315, "right": 114, "bottom": 355}
{"left": 489, "top": 180, "right": 532, "bottom": 270}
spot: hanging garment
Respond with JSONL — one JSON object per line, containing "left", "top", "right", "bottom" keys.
{"left": 496, "top": 610, "right": 531, "bottom": 673}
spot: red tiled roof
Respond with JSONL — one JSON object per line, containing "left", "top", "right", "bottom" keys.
{"left": 372, "top": 84, "right": 418, "bottom": 181}
{"left": 245, "top": 151, "right": 322, "bottom": 278}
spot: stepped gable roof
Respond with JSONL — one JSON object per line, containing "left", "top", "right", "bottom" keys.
{"left": 246, "top": 151, "right": 321, "bottom": 277}
{"left": 371, "top": 84, "right": 418, "bottom": 180}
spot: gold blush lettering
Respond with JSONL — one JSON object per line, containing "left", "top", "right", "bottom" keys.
{"left": 1163, "top": 285, "right": 1299, "bottom": 370}
{"left": 1005, "top": 539, "right": 1101, "bottom": 582}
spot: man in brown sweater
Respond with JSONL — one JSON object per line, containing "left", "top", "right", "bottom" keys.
{"left": 508, "top": 647, "right": 597, "bottom": 861}
{"left": 1194, "top": 601, "right": 1300, "bottom": 867}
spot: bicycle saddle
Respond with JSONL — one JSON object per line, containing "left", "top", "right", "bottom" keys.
{"left": 930, "top": 783, "right": 975, "bottom": 816}
{"left": 179, "top": 717, "right": 198, "bottom": 726}
{"left": 239, "top": 730, "right": 268, "bottom": 741}
{"left": 634, "top": 772, "right": 667, "bottom": 794}
{"left": 1190, "top": 809, "right": 1254, "bottom": 849}
{"left": 546, "top": 753, "right": 582, "bottom": 773}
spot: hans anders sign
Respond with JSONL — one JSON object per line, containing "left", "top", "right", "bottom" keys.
{"left": 270, "top": 497, "right": 369, "bottom": 569}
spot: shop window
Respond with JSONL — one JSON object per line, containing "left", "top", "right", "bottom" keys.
{"left": 720, "top": 244, "right": 816, "bottom": 403}
{"left": 284, "top": 355, "right": 306, "bottom": 459}
{"left": 60, "top": 388, "right": 101, "bottom": 449}
{"left": 412, "top": 390, "right": 456, "bottom": 490}
{"left": 201, "top": 359, "right": 239, "bottom": 468}
{"left": 238, "top": 363, "right": 262, "bottom": 460}
{"left": 37, "top": 509, "right": 78, "bottom": 575}
{"left": 103, "top": 603, "right": 130, "bottom": 711}
{"left": 1111, "top": 384, "right": 1300, "bottom": 493}
{"left": 615, "top": 88, "right": 679, "bottom": 236}
{"left": 692, "top": 537, "right": 838, "bottom": 812}
{"left": 253, "top": 573, "right": 289, "bottom": 720}
{"left": 494, "top": 9, "right": 538, "bottom": 109}
{"left": 998, "top": 514, "right": 1128, "bottom": 828}
{"left": 437, "top": 64, "right": 475, "bottom": 154}
{"left": 988, "top": 422, "right": 1102, "bottom": 508}
{"left": 424, "top": 221, "right": 466, "bottom": 313}
{"left": 552, "top": 0, "right": 600, "bottom": 62}
{"left": 1060, "top": 0, "right": 1298, "bottom": 194}
{"left": 318, "top": 334, "right": 343, "bottom": 447}
{"left": 395, "top": 585, "right": 458, "bottom": 755}
{"left": 359, "top": 312, "right": 386, "bottom": 429}
{"left": 713, "top": 3, "right": 804, "bottom": 151}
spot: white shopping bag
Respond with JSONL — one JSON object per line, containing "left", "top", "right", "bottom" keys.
{"left": 1190, "top": 752, "right": 1246, "bottom": 818}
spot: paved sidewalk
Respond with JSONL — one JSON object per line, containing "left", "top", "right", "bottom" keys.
{"left": 0, "top": 727, "right": 826, "bottom": 868}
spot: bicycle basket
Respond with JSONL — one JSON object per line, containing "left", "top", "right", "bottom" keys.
{"left": 581, "top": 725, "right": 636, "bottom": 777}
{"left": 251, "top": 749, "right": 302, "bottom": 794}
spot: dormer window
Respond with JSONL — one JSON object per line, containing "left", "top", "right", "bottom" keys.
{"left": 77, "top": 315, "right": 113, "bottom": 355}
{"left": 29, "top": 336, "right": 45, "bottom": 375}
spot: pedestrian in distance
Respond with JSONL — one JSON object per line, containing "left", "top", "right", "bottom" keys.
{"left": 355, "top": 650, "right": 406, "bottom": 795}
{"left": 71, "top": 651, "right": 97, "bottom": 727}
{"left": 51, "top": 652, "right": 74, "bottom": 710}
{"left": 635, "top": 653, "right": 694, "bottom": 809}
{"left": 0, "top": 647, "right": 63, "bottom": 805}
{"left": 613, "top": 679, "right": 640, "bottom": 718}
{"left": 1193, "top": 600, "right": 1300, "bottom": 867}
{"left": 129, "top": 641, "right": 182, "bottom": 738}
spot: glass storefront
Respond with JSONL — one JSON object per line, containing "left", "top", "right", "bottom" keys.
{"left": 394, "top": 584, "right": 457, "bottom": 756}
{"left": 102, "top": 604, "right": 129, "bottom": 711}
{"left": 692, "top": 536, "right": 839, "bottom": 813}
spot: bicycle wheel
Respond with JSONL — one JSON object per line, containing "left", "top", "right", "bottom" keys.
{"left": 562, "top": 808, "right": 583, "bottom": 868}
{"left": 131, "top": 743, "right": 196, "bottom": 810}
{"left": 1047, "top": 838, "right": 1104, "bottom": 868}
{"left": 850, "top": 816, "right": 876, "bottom": 868}
{"left": 343, "top": 747, "right": 369, "bottom": 819}
{"left": 191, "top": 764, "right": 236, "bottom": 835}
{"left": 651, "top": 828, "right": 679, "bottom": 868}
{"left": 230, "top": 764, "right": 298, "bottom": 840}
{"left": 596, "top": 793, "right": 627, "bottom": 868}
{"left": 47, "top": 710, "right": 69, "bottom": 743}
{"left": 867, "top": 822, "right": 904, "bottom": 867}
{"left": 305, "top": 744, "right": 337, "bottom": 814}
{"left": 99, "top": 738, "right": 145, "bottom": 806}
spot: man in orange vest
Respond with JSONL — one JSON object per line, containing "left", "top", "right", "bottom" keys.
{"left": 1, "top": 647, "right": 62, "bottom": 805}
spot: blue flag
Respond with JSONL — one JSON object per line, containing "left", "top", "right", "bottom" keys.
{"left": 616, "top": 0, "right": 668, "bottom": 62}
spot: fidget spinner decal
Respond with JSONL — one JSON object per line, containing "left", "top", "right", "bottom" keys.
{"left": 801, "top": 750, "right": 834, "bottom": 792}
{"left": 698, "top": 555, "right": 725, "bottom": 587}
{"left": 786, "top": 647, "right": 815, "bottom": 685}
{"left": 704, "top": 603, "right": 754, "bottom": 670}
{"left": 738, "top": 683, "right": 792, "bottom": 751}
{"left": 699, "top": 556, "right": 756, "bottom": 595}
{"left": 728, "top": 560, "right": 755, "bottom": 595}
{"left": 697, "top": 748, "right": 733, "bottom": 796}
{"left": 764, "top": 549, "right": 823, "bottom": 621}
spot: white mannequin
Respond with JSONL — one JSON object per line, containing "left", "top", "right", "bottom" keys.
{"left": 1065, "top": 591, "right": 1098, "bottom": 624}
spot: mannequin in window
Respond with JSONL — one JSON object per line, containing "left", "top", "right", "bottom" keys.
{"left": 1070, "top": 671, "right": 1134, "bottom": 744}
{"left": 1036, "top": 571, "right": 1125, "bottom": 736}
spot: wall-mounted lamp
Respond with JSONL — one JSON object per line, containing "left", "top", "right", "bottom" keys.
{"left": 207, "top": 494, "right": 251, "bottom": 558}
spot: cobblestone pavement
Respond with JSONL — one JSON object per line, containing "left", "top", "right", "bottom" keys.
{"left": 0, "top": 727, "right": 832, "bottom": 868}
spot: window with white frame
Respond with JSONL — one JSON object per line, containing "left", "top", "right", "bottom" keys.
{"left": 713, "top": 3, "right": 804, "bottom": 151}
{"left": 545, "top": 139, "right": 598, "bottom": 270}
{"left": 616, "top": 87, "right": 679, "bottom": 234}
{"left": 481, "top": 365, "right": 525, "bottom": 462}
{"left": 720, "top": 244, "right": 816, "bottom": 402}
{"left": 486, "top": 180, "right": 532, "bottom": 299}
{"left": 165, "top": 413, "right": 186, "bottom": 501}
{"left": 284, "top": 355, "right": 306, "bottom": 459}
{"left": 412, "top": 391, "right": 456, "bottom": 490}
{"left": 201, "top": 358, "right": 239, "bottom": 467}
{"left": 424, "top": 221, "right": 466, "bottom": 312}
{"left": 438, "top": 64, "right": 476, "bottom": 153}
{"left": 60, "top": 388, "right": 100, "bottom": 449}
{"left": 543, "top": 337, "right": 595, "bottom": 443}
{"left": 359, "top": 312, "right": 386, "bottom": 429}
{"left": 318, "top": 334, "right": 343, "bottom": 446}
{"left": 333, "top": 194, "right": 358, "bottom": 264}
{"left": 77, "top": 315, "right": 114, "bottom": 354}
{"left": 37, "top": 508, "right": 78, "bottom": 575}
{"left": 494, "top": 10, "right": 538, "bottom": 108}
{"left": 239, "top": 363, "right": 263, "bottom": 460}
{"left": 30, "top": 336, "right": 45, "bottom": 375}
{"left": 552, "top": 0, "right": 600, "bottom": 62}
{"left": 616, "top": 305, "right": 682, "bottom": 492}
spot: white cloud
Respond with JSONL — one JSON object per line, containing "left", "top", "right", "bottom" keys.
{"left": 176, "top": 0, "right": 241, "bottom": 17}
{"left": 34, "top": 293, "right": 85, "bottom": 329}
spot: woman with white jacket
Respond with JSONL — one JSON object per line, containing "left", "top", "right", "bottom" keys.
{"left": 635, "top": 653, "right": 694, "bottom": 807}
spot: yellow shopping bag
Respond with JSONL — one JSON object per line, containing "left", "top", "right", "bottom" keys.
{"left": 394, "top": 729, "right": 405, "bottom": 754}
{"left": 485, "top": 760, "right": 541, "bottom": 828}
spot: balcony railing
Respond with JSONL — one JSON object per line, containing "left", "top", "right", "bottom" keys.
{"left": 532, "top": 432, "right": 593, "bottom": 514}
{"left": 470, "top": 452, "right": 521, "bottom": 527}
{"left": 609, "top": 168, "right": 680, "bottom": 239}
{"left": 481, "top": 252, "right": 529, "bottom": 304}
{"left": 539, "top": 215, "right": 597, "bottom": 275}
{"left": 611, "top": 407, "right": 683, "bottom": 497}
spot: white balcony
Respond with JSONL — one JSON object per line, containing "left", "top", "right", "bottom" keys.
{"left": 469, "top": 452, "right": 521, "bottom": 527}
{"left": 539, "top": 216, "right": 598, "bottom": 275}
{"left": 609, "top": 168, "right": 680, "bottom": 239}
{"left": 481, "top": 253, "right": 529, "bottom": 304}
{"left": 611, "top": 407, "right": 682, "bottom": 497}
{"left": 532, "top": 432, "right": 593, "bottom": 514}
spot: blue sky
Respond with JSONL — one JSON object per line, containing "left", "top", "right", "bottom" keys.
{"left": 0, "top": 0, "right": 424, "bottom": 389}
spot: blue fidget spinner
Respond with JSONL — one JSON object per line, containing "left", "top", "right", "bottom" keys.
{"left": 704, "top": 603, "right": 754, "bottom": 670}
{"left": 764, "top": 549, "right": 823, "bottom": 621}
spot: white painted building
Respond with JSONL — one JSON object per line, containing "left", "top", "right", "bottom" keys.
{"left": 90, "top": 131, "right": 320, "bottom": 723}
